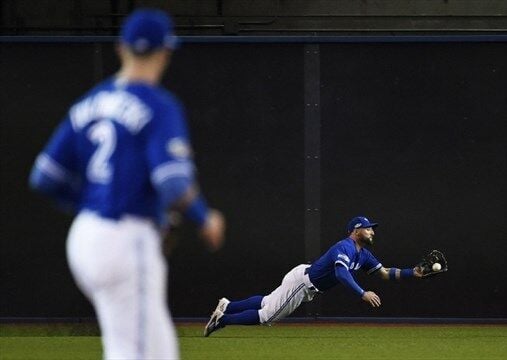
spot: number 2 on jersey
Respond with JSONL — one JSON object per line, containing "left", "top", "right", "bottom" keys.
{"left": 87, "top": 119, "right": 116, "bottom": 184}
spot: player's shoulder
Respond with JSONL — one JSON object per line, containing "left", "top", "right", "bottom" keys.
{"left": 333, "top": 237, "right": 356, "bottom": 254}
{"left": 152, "top": 87, "right": 184, "bottom": 111}
{"left": 360, "top": 246, "right": 375, "bottom": 257}
{"left": 336, "top": 237, "right": 354, "bottom": 248}
{"left": 129, "top": 85, "right": 184, "bottom": 119}
{"left": 69, "top": 77, "right": 115, "bottom": 107}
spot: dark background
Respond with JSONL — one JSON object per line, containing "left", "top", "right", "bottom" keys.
{"left": 2, "top": 0, "right": 507, "bottom": 36}
{"left": 1, "top": 40, "right": 506, "bottom": 318}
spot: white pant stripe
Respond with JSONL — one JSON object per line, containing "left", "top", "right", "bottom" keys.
{"left": 266, "top": 283, "right": 305, "bottom": 323}
{"left": 135, "top": 237, "right": 146, "bottom": 359}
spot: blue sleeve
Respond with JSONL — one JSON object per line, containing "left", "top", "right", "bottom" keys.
{"left": 335, "top": 265, "right": 365, "bottom": 297}
{"left": 29, "top": 118, "right": 81, "bottom": 210}
{"left": 146, "top": 97, "right": 195, "bottom": 208}
{"left": 155, "top": 177, "right": 191, "bottom": 210}
{"left": 40, "top": 118, "right": 79, "bottom": 174}
{"left": 145, "top": 96, "right": 209, "bottom": 225}
{"left": 333, "top": 242, "right": 355, "bottom": 270}
{"left": 29, "top": 167, "right": 79, "bottom": 212}
{"left": 362, "top": 249, "right": 382, "bottom": 275}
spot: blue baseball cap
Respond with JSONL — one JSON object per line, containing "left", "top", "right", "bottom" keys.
{"left": 120, "top": 9, "right": 178, "bottom": 54}
{"left": 346, "top": 216, "right": 378, "bottom": 233}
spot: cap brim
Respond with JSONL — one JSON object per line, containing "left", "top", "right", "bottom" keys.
{"left": 164, "top": 34, "right": 179, "bottom": 50}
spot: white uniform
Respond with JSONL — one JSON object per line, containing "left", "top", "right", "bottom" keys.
{"left": 29, "top": 10, "right": 209, "bottom": 359}
{"left": 31, "top": 73, "right": 194, "bottom": 359}
{"left": 259, "top": 264, "right": 319, "bottom": 324}
{"left": 67, "top": 211, "right": 179, "bottom": 359}
{"left": 204, "top": 219, "right": 382, "bottom": 337}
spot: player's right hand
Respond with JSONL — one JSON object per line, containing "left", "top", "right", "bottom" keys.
{"left": 200, "top": 209, "right": 225, "bottom": 252}
{"left": 362, "top": 291, "right": 381, "bottom": 307}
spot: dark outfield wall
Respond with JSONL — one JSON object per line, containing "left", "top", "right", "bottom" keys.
{"left": 0, "top": 41, "right": 505, "bottom": 318}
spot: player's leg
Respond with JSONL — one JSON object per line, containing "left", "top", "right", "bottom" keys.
{"left": 224, "top": 295, "right": 264, "bottom": 314}
{"left": 93, "top": 224, "right": 179, "bottom": 359}
{"left": 204, "top": 305, "right": 261, "bottom": 337}
{"left": 135, "top": 220, "right": 179, "bottom": 359}
{"left": 92, "top": 276, "right": 139, "bottom": 358}
{"left": 214, "top": 264, "right": 307, "bottom": 326}
{"left": 204, "top": 294, "right": 264, "bottom": 336}
{"left": 257, "top": 264, "right": 310, "bottom": 324}
{"left": 67, "top": 213, "right": 179, "bottom": 359}
{"left": 204, "top": 264, "right": 310, "bottom": 336}
{"left": 204, "top": 295, "right": 263, "bottom": 336}
{"left": 91, "top": 270, "right": 179, "bottom": 359}
{"left": 66, "top": 212, "right": 140, "bottom": 358}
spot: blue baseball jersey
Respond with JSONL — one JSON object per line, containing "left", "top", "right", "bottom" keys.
{"left": 31, "top": 77, "right": 195, "bottom": 224}
{"left": 307, "top": 238, "right": 382, "bottom": 291}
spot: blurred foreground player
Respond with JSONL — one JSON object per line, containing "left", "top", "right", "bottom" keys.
{"left": 204, "top": 216, "right": 446, "bottom": 336}
{"left": 29, "top": 9, "right": 225, "bottom": 359}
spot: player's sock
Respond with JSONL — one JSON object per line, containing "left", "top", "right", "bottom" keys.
{"left": 222, "top": 310, "right": 260, "bottom": 325}
{"left": 225, "top": 295, "right": 263, "bottom": 314}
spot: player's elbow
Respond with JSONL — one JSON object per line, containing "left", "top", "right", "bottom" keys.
{"left": 29, "top": 163, "right": 80, "bottom": 214}
{"left": 29, "top": 167, "right": 56, "bottom": 195}
{"left": 378, "top": 267, "right": 390, "bottom": 281}
{"left": 156, "top": 176, "right": 193, "bottom": 210}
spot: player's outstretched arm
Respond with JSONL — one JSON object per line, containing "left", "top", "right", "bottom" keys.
{"left": 377, "top": 249, "right": 448, "bottom": 280}
{"left": 376, "top": 266, "right": 422, "bottom": 281}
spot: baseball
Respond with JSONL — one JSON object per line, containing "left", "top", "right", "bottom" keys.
{"left": 432, "top": 263, "right": 442, "bottom": 271}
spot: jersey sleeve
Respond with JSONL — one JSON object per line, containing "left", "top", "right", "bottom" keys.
{"left": 332, "top": 241, "right": 365, "bottom": 296}
{"left": 335, "top": 264, "right": 365, "bottom": 297}
{"left": 333, "top": 242, "right": 355, "bottom": 270}
{"left": 145, "top": 96, "right": 195, "bottom": 187}
{"left": 144, "top": 96, "right": 201, "bottom": 213}
{"left": 33, "top": 117, "right": 80, "bottom": 186}
{"left": 29, "top": 117, "right": 81, "bottom": 209}
{"left": 362, "top": 249, "right": 382, "bottom": 275}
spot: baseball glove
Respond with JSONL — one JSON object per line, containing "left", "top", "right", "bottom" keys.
{"left": 416, "top": 250, "right": 448, "bottom": 277}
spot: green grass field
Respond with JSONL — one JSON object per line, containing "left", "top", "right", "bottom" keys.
{"left": 1, "top": 323, "right": 506, "bottom": 359}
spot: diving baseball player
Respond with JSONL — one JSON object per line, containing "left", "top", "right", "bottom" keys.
{"left": 29, "top": 9, "right": 225, "bottom": 359}
{"left": 204, "top": 216, "right": 447, "bottom": 336}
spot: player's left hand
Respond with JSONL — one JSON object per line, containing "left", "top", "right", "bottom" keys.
{"left": 200, "top": 209, "right": 225, "bottom": 251}
{"left": 413, "top": 266, "right": 424, "bottom": 278}
{"left": 416, "top": 249, "right": 448, "bottom": 277}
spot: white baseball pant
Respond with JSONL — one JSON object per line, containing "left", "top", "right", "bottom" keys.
{"left": 259, "top": 264, "right": 319, "bottom": 324}
{"left": 66, "top": 211, "right": 179, "bottom": 360}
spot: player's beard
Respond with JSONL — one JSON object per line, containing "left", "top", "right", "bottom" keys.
{"left": 358, "top": 234, "right": 374, "bottom": 247}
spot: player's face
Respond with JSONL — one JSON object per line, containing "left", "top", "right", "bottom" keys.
{"left": 158, "top": 49, "right": 172, "bottom": 71}
{"left": 357, "top": 227, "right": 375, "bottom": 246}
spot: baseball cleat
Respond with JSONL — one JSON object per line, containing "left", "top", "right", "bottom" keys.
{"left": 204, "top": 310, "right": 225, "bottom": 337}
{"left": 216, "top": 297, "right": 230, "bottom": 313}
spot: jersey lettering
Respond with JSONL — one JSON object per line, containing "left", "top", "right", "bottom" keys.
{"left": 70, "top": 91, "right": 152, "bottom": 134}
{"left": 87, "top": 119, "right": 116, "bottom": 184}
{"left": 337, "top": 253, "right": 350, "bottom": 263}
{"left": 348, "top": 262, "right": 361, "bottom": 270}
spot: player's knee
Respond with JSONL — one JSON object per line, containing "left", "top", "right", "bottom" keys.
{"left": 257, "top": 308, "right": 271, "bottom": 324}
{"left": 258, "top": 307, "right": 282, "bottom": 325}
